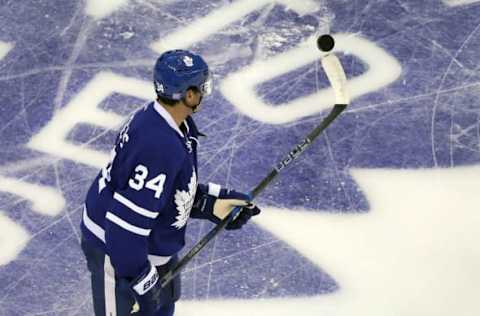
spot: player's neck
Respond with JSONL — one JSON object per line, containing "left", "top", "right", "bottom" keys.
{"left": 159, "top": 101, "right": 190, "bottom": 127}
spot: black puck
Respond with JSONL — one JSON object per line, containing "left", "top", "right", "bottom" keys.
{"left": 317, "top": 34, "right": 335, "bottom": 52}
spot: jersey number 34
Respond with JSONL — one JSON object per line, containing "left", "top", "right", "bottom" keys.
{"left": 129, "top": 164, "right": 166, "bottom": 199}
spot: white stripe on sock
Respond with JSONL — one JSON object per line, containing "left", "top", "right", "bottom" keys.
{"left": 104, "top": 255, "right": 117, "bottom": 316}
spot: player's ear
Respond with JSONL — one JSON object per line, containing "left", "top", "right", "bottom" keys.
{"left": 185, "top": 89, "right": 195, "bottom": 99}
{"left": 186, "top": 88, "right": 201, "bottom": 103}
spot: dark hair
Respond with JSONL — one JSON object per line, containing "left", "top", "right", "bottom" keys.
{"left": 187, "top": 86, "right": 200, "bottom": 94}
{"left": 157, "top": 94, "right": 178, "bottom": 106}
{"left": 157, "top": 86, "right": 200, "bottom": 107}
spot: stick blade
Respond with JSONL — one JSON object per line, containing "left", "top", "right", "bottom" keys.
{"left": 321, "top": 54, "right": 350, "bottom": 105}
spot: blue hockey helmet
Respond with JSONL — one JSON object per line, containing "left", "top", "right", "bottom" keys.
{"left": 153, "top": 50, "right": 212, "bottom": 101}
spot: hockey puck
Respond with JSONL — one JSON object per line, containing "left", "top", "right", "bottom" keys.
{"left": 317, "top": 34, "right": 335, "bottom": 52}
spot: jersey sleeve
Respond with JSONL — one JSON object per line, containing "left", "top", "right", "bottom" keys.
{"left": 104, "top": 142, "right": 184, "bottom": 278}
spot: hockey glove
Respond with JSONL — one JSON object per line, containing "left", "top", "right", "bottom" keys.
{"left": 192, "top": 183, "right": 261, "bottom": 230}
{"left": 130, "top": 262, "right": 171, "bottom": 316}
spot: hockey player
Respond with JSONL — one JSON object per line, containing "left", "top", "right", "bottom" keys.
{"left": 80, "top": 49, "right": 261, "bottom": 316}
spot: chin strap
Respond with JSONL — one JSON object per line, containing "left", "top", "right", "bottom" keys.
{"left": 189, "top": 104, "right": 199, "bottom": 113}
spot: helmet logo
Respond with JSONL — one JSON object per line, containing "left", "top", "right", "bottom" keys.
{"left": 183, "top": 56, "right": 194, "bottom": 67}
{"left": 155, "top": 81, "right": 164, "bottom": 93}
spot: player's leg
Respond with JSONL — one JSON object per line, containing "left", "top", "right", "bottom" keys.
{"left": 82, "top": 240, "right": 181, "bottom": 316}
{"left": 81, "top": 239, "right": 136, "bottom": 316}
{"left": 81, "top": 239, "right": 107, "bottom": 315}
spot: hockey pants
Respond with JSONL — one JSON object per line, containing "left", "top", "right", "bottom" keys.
{"left": 81, "top": 239, "right": 180, "bottom": 316}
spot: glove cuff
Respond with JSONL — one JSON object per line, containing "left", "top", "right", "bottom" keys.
{"left": 131, "top": 262, "right": 159, "bottom": 295}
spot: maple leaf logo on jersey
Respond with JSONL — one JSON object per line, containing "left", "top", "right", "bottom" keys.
{"left": 172, "top": 171, "right": 197, "bottom": 229}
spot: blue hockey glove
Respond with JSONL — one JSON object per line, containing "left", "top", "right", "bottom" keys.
{"left": 130, "top": 263, "right": 165, "bottom": 316}
{"left": 129, "top": 258, "right": 180, "bottom": 316}
{"left": 192, "top": 183, "right": 261, "bottom": 230}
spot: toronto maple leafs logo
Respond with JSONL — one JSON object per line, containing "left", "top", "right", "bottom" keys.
{"left": 172, "top": 171, "right": 197, "bottom": 229}
{"left": 154, "top": 80, "right": 164, "bottom": 93}
{"left": 183, "top": 55, "right": 193, "bottom": 67}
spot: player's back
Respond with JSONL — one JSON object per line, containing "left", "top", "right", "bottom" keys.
{"left": 86, "top": 102, "right": 184, "bottom": 213}
{"left": 80, "top": 101, "right": 198, "bottom": 272}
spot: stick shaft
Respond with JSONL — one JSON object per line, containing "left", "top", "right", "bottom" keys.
{"left": 160, "top": 52, "right": 350, "bottom": 288}
{"left": 251, "top": 103, "right": 347, "bottom": 198}
{"left": 160, "top": 103, "right": 347, "bottom": 288}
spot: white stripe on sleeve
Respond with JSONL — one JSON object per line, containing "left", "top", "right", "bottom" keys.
{"left": 148, "top": 254, "right": 171, "bottom": 266}
{"left": 113, "top": 192, "right": 159, "bottom": 219}
{"left": 106, "top": 212, "right": 151, "bottom": 236}
{"left": 208, "top": 183, "right": 221, "bottom": 197}
{"left": 83, "top": 205, "right": 106, "bottom": 243}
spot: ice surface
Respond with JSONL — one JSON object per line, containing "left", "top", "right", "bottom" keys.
{"left": 0, "top": 0, "right": 479, "bottom": 315}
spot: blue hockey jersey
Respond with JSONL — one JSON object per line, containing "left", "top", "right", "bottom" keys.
{"left": 81, "top": 101, "right": 203, "bottom": 278}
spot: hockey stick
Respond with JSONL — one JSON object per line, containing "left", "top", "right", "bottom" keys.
{"left": 159, "top": 52, "right": 350, "bottom": 288}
